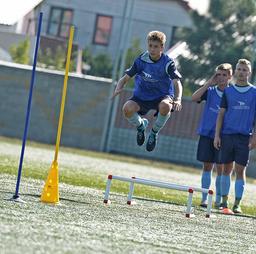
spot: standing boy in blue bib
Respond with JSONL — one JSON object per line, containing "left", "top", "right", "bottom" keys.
{"left": 192, "top": 63, "right": 233, "bottom": 208}
{"left": 112, "top": 31, "right": 183, "bottom": 152}
{"left": 214, "top": 59, "right": 256, "bottom": 213}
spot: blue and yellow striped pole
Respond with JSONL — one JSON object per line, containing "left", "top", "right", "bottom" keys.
{"left": 41, "top": 26, "right": 74, "bottom": 203}
{"left": 12, "top": 12, "right": 43, "bottom": 202}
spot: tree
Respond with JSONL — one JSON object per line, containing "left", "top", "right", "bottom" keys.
{"left": 38, "top": 47, "right": 55, "bottom": 68}
{"left": 9, "top": 38, "right": 30, "bottom": 64}
{"left": 90, "top": 53, "right": 113, "bottom": 78}
{"left": 82, "top": 48, "right": 112, "bottom": 78}
{"left": 177, "top": 0, "right": 256, "bottom": 95}
{"left": 82, "top": 47, "right": 93, "bottom": 72}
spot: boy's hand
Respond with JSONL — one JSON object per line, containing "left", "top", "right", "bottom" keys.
{"left": 111, "top": 75, "right": 129, "bottom": 99}
{"left": 172, "top": 99, "right": 182, "bottom": 111}
{"left": 214, "top": 136, "right": 221, "bottom": 150}
{"left": 207, "top": 73, "right": 218, "bottom": 86}
{"left": 249, "top": 134, "right": 256, "bottom": 150}
{"left": 111, "top": 86, "right": 123, "bottom": 99}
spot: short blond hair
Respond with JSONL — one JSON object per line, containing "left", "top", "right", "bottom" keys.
{"left": 216, "top": 63, "right": 233, "bottom": 75}
{"left": 236, "top": 58, "right": 252, "bottom": 72}
{"left": 147, "top": 31, "right": 166, "bottom": 46}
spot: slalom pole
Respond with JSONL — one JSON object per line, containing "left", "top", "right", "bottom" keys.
{"left": 41, "top": 26, "right": 74, "bottom": 204}
{"left": 12, "top": 12, "right": 43, "bottom": 202}
{"left": 53, "top": 26, "right": 74, "bottom": 163}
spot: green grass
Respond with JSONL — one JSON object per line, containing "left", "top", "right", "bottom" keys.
{"left": 0, "top": 136, "right": 256, "bottom": 216}
{"left": 0, "top": 136, "right": 202, "bottom": 175}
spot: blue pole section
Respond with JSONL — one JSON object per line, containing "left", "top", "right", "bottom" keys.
{"left": 13, "top": 12, "right": 43, "bottom": 199}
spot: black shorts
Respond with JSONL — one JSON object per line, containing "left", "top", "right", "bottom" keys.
{"left": 129, "top": 95, "right": 173, "bottom": 115}
{"left": 220, "top": 134, "right": 250, "bottom": 166}
{"left": 197, "top": 135, "right": 222, "bottom": 163}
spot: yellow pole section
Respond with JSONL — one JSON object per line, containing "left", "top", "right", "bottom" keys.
{"left": 54, "top": 26, "right": 74, "bottom": 162}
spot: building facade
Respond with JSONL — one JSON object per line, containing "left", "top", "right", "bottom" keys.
{"left": 0, "top": 0, "right": 193, "bottom": 65}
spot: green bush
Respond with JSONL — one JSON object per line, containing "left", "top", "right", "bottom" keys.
{"left": 9, "top": 38, "right": 30, "bottom": 64}
{"left": 37, "top": 46, "right": 76, "bottom": 71}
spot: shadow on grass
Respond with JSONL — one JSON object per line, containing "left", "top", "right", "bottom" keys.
{"left": 0, "top": 189, "right": 90, "bottom": 205}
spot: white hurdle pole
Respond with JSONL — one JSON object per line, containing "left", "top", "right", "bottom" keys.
{"left": 128, "top": 177, "right": 189, "bottom": 191}
{"left": 185, "top": 188, "right": 194, "bottom": 218}
{"left": 206, "top": 189, "right": 214, "bottom": 218}
{"left": 103, "top": 175, "right": 214, "bottom": 218}
{"left": 135, "top": 177, "right": 209, "bottom": 194}
{"left": 103, "top": 175, "right": 112, "bottom": 204}
{"left": 127, "top": 177, "right": 136, "bottom": 205}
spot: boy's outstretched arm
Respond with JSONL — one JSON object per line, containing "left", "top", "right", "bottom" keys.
{"left": 214, "top": 108, "right": 225, "bottom": 150}
{"left": 191, "top": 74, "right": 217, "bottom": 102}
{"left": 112, "top": 74, "right": 131, "bottom": 99}
{"left": 173, "top": 79, "right": 183, "bottom": 111}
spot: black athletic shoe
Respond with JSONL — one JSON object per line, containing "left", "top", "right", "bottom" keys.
{"left": 232, "top": 205, "right": 242, "bottom": 214}
{"left": 200, "top": 200, "right": 208, "bottom": 208}
{"left": 146, "top": 131, "right": 158, "bottom": 152}
{"left": 136, "top": 118, "right": 148, "bottom": 146}
{"left": 219, "top": 201, "right": 229, "bottom": 209}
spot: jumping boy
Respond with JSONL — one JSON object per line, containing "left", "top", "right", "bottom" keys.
{"left": 214, "top": 59, "right": 256, "bottom": 213}
{"left": 192, "top": 63, "right": 233, "bottom": 208}
{"left": 112, "top": 31, "right": 183, "bottom": 152}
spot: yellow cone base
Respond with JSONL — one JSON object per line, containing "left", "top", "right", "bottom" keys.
{"left": 41, "top": 161, "right": 59, "bottom": 204}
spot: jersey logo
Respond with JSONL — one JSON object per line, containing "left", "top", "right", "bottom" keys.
{"left": 237, "top": 101, "right": 245, "bottom": 106}
{"left": 141, "top": 71, "right": 158, "bottom": 82}
{"left": 232, "top": 100, "right": 249, "bottom": 110}
{"left": 142, "top": 71, "right": 152, "bottom": 79}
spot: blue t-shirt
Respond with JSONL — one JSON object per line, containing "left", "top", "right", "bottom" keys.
{"left": 220, "top": 84, "right": 256, "bottom": 135}
{"left": 125, "top": 51, "right": 182, "bottom": 101}
{"left": 197, "top": 86, "right": 224, "bottom": 138}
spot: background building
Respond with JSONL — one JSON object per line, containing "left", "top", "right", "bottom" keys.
{"left": 0, "top": 0, "right": 193, "bottom": 67}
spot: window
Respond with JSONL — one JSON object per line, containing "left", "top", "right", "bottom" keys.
{"left": 93, "top": 15, "right": 113, "bottom": 45}
{"left": 48, "top": 7, "right": 73, "bottom": 38}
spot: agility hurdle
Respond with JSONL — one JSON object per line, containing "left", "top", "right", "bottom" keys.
{"left": 103, "top": 175, "right": 214, "bottom": 218}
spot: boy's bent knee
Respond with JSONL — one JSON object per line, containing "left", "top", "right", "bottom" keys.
{"left": 123, "top": 101, "right": 139, "bottom": 117}
{"left": 158, "top": 101, "right": 171, "bottom": 114}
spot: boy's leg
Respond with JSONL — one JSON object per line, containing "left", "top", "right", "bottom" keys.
{"left": 123, "top": 100, "right": 141, "bottom": 126}
{"left": 233, "top": 164, "right": 246, "bottom": 214}
{"left": 232, "top": 134, "right": 249, "bottom": 213}
{"left": 219, "top": 135, "right": 234, "bottom": 208}
{"left": 200, "top": 162, "right": 213, "bottom": 207}
{"left": 220, "top": 162, "right": 233, "bottom": 208}
{"left": 146, "top": 98, "right": 172, "bottom": 151}
{"left": 196, "top": 136, "right": 216, "bottom": 206}
{"left": 215, "top": 164, "right": 223, "bottom": 207}
{"left": 123, "top": 100, "right": 148, "bottom": 146}
{"left": 213, "top": 140, "right": 224, "bottom": 207}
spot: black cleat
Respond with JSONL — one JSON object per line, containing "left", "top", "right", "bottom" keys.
{"left": 136, "top": 118, "right": 148, "bottom": 146}
{"left": 146, "top": 131, "right": 158, "bottom": 152}
{"left": 232, "top": 205, "right": 242, "bottom": 214}
{"left": 200, "top": 201, "right": 208, "bottom": 208}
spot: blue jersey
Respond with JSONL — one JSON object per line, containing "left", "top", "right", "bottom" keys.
{"left": 197, "top": 86, "right": 223, "bottom": 138}
{"left": 220, "top": 84, "right": 256, "bottom": 135}
{"left": 125, "top": 51, "right": 181, "bottom": 101}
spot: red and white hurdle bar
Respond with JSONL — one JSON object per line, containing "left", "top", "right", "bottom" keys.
{"left": 103, "top": 175, "right": 214, "bottom": 218}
